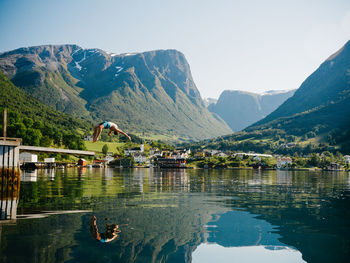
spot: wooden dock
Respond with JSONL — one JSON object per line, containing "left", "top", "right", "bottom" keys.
{"left": 0, "top": 138, "right": 21, "bottom": 168}
{"left": 0, "top": 137, "right": 95, "bottom": 168}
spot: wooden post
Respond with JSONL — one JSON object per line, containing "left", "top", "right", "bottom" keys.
{"left": 3, "top": 108, "right": 7, "bottom": 139}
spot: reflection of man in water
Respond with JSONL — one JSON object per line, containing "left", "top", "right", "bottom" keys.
{"left": 90, "top": 215, "right": 120, "bottom": 243}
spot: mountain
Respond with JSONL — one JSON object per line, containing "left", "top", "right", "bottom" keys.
{"left": 246, "top": 41, "right": 350, "bottom": 142}
{"left": 208, "top": 89, "right": 295, "bottom": 131}
{"left": 187, "top": 40, "right": 350, "bottom": 154}
{"left": 0, "top": 71, "right": 89, "bottom": 148}
{"left": 0, "top": 45, "right": 231, "bottom": 141}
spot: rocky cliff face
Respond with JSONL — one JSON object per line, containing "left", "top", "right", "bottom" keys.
{"left": 0, "top": 45, "right": 231, "bottom": 141}
{"left": 208, "top": 89, "right": 295, "bottom": 131}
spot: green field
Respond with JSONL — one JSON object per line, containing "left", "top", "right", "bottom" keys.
{"left": 84, "top": 141, "right": 126, "bottom": 154}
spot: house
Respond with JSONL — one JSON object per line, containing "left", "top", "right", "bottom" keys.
{"left": 156, "top": 157, "right": 186, "bottom": 168}
{"left": 149, "top": 148, "right": 159, "bottom": 155}
{"left": 106, "top": 152, "right": 113, "bottom": 157}
{"left": 78, "top": 158, "right": 87, "bottom": 166}
{"left": 325, "top": 162, "right": 342, "bottom": 171}
{"left": 84, "top": 135, "right": 93, "bottom": 141}
{"left": 162, "top": 151, "right": 172, "bottom": 158}
{"left": 104, "top": 156, "right": 114, "bottom": 164}
{"left": 277, "top": 157, "right": 293, "bottom": 169}
{"left": 173, "top": 149, "right": 190, "bottom": 159}
{"left": 133, "top": 153, "right": 147, "bottom": 163}
{"left": 344, "top": 155, "right": 350, "bottom": 164}
{"left": 153, "top": 151, "right": 162, "bottom": 157}
{"left": 252, "top": 156, "right": 261, "bottom": 161}
{"left": 44, "top": 158, "right": 55, "bottom": 163}
{"left": 92, "top": 159, "right": 107, "bottom": 167}
{"left": 124, "top": 145, "right": 144, "bottom": 156}
{"left": 216, "top": 152, "right": 228, "bottom": 157}
{"left": 19, "top": 152, "right": 38, "bottom": 163}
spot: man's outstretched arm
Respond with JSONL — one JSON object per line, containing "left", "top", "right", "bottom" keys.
{"left": 118, "top": 129, "right": 131, "bottom": 141}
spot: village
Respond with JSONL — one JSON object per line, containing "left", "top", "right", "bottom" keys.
{"left": 18, "top": 142, "right": 350, "bottom": 171}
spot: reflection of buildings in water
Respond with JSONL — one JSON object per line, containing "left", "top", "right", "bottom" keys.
{"left": 132, "top": 168, "right": 147, "bottom": 193}
{"left": 122, "top": 169, "right": 190, "bottom": 193}
{"left": 77, "top": 167, "right": 87, "bottom": 178}
{"left": 44, "top": 168, "right": 55, "bottom": 180}
{"left": 276, "top": 170, "right": 293, "bottom": 186}
{"left": 21, "top": 169, "right": 38, "bottom": 182}
{"left": 104, "top": 168, "right": 113, "bottom": 181}
{"left": 157, "top": 169, "right": 189, "bottom": 192}
{"left": 0, "top": 168, "right": 20, "bottom": 220}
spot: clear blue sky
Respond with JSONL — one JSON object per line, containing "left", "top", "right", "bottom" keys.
{"left": 1, "top": 0, "right": 350, "bottom": 99}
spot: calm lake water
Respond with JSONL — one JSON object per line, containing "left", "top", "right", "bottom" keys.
{"left": 1, "top": 168, "right": 350, "bottom": 263}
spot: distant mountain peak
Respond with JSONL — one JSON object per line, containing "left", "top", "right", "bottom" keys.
{"left": 208, "top": 89, "right": 295, "bottom": 131}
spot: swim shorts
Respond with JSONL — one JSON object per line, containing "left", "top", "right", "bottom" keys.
{"left": 99, "top": 121, "right": 111, "bottom": 129}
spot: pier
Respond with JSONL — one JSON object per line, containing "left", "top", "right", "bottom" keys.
{"left": 0, "top": 138, "right": 95, "bottom": 168}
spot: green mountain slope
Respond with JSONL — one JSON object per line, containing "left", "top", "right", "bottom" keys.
{"left": 0, "top": 45, "right": 231, "bottom": 141}
{"left": 244, "top": 41, "right": 350, "bottom": 150}
{"left": 251, "top": 40, "right": 350, "bottom": 129}
{"left": 188, "top": 41, "right": 350, "bottom": 154}
{"left": 0, "top": 71, "right": 89, "bottom": 148}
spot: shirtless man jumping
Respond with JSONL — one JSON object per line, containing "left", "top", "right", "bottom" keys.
{"left": 93, "top": 121, "right": 131, "bottom": 142}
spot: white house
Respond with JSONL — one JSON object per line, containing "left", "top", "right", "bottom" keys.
{"left": 104, "top": 156, "right": 114, "bottom": 164}
{"left": 133, "top": 154, "right": 147, "bottom": 163}
{"left": 344, "top": 155, "right": 350, "bottom": 164}
{"left": 216, "top": 152, "right": 228, "bottom": 157}
{"left": 84, "top": 135, "right": 93, "bottom": 141}
{"left": 19, "top": 152, "right": 38, "bottom": 163}
{"left": 277, "top": 157, "right": 293, "bottom": 168}
{"left": 252, "top": 156, "right": 261, "bottom": 161}
{"left": 125, "top": 144, "right": 144, "bottom": 156}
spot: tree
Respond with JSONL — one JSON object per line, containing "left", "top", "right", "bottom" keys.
{"left": 102, "top": 144, "right": 109, "bottom": 155}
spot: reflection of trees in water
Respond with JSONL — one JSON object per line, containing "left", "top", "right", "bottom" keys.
{"left": 0, "top": 212, "right": 85, "bottom": 262}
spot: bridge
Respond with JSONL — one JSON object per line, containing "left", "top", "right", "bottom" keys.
{"left": 0, "top": 137, "right": 95, "bottom": 168}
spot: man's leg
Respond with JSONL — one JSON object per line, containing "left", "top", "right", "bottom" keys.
{"left": 93, "top": 125, "right": 103, "bottom": 142}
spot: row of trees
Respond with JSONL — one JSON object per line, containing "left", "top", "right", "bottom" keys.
{"left": 2, "top": 110, "right": 86, "bottom": 150}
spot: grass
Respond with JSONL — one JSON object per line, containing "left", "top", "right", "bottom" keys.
{"left": 134, "top": 132, "right": 182, "bottom": 143}
{"left": 84, "top": 141, "right": 125, "bottom": 154}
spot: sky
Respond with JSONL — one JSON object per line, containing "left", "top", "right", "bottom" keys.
{"left": 1, "top": 0, "right": 350, "bottom": 99}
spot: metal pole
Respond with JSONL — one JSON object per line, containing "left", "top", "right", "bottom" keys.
{"left": 3, "top": 108, "right": 7, "bottom": 139}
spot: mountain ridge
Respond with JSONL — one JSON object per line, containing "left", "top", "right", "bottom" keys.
{"left": 0, "top": 44, "right": 231, "bottom": 141}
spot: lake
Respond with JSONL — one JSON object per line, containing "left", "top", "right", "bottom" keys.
{"left": 1, "top": 168, "right": 350, "bottom": 263}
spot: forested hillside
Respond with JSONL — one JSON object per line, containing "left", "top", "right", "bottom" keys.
{"left": 0, "top": 71, "right": 89, "bottom": 149}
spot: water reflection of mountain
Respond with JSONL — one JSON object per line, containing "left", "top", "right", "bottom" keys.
{"left": 205, "top": 210, "right": 284, "bottom": 247}
{"left": 0, "top": 168, "right": 350, "bottom": 263}
{"left": 201, "top": 170, "right": 350, "bottom": 263}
